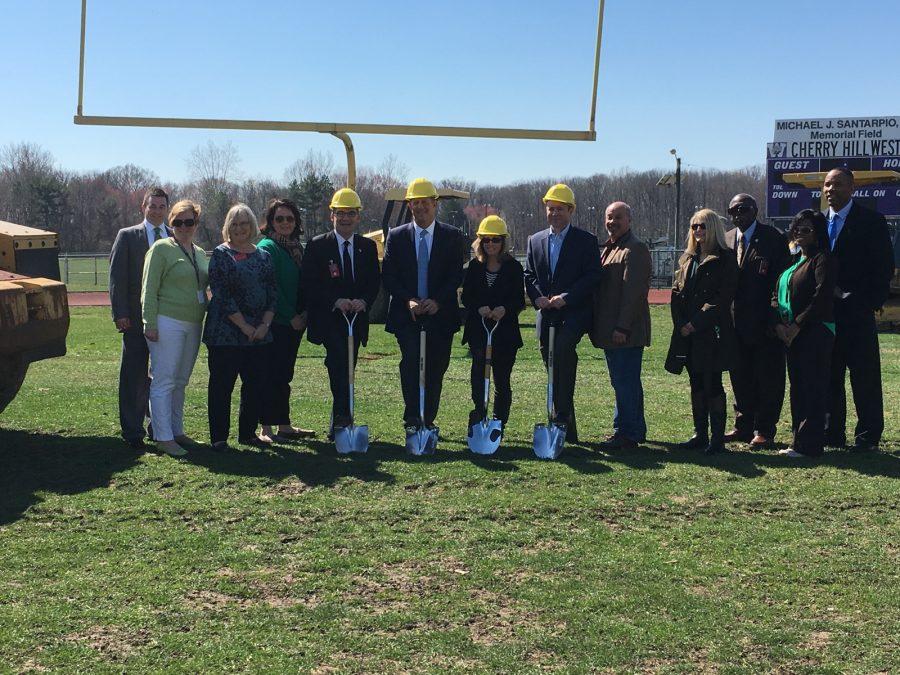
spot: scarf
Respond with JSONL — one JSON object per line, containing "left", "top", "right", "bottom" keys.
{"left": 275, "top": 234, "right": 303, "bottom": 268}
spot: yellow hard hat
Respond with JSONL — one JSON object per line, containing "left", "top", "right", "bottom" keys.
{"left": 406, "top": 177, "right": 438, "bottom": 201}
{"left": 330, "top": 188, "right": 362, "bottom": 210}
{"left": 542, "top": 183, "right": 575, "bottom": 207}
{"left": 476, "top": 215, "right": 508, "bottom": 237}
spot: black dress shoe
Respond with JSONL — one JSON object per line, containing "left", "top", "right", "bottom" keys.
{"left": 126, "top": 438, "right": 146, "bottom": 450}
{"left": 678, "top": 435, "right": 708, "bottom": 450}
{"left": 851, "top": 440, "right": 878, "bottom": 452}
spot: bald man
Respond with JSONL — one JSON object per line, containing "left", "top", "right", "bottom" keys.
{"left": 723, "top": 193, "right": 791, "bottom": 448}
{"left": 589, "top": 202, "right": 651, "bottom": 448}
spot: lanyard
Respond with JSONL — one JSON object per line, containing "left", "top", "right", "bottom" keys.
{"left": 176, "top": 241, "right": 202, "bottom": 290}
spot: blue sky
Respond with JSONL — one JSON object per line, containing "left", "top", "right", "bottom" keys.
{"left": 1, "top": 0, "right": 898, "bottom": 184}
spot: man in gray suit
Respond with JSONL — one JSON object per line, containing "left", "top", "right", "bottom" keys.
{"left": 109, "top": 186, "right": 170, "bottom": 448}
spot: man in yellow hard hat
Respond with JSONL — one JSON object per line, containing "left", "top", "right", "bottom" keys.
{"left": 301, "top": 187, "right": 381, "bottom": 436}
{"left": 382, "top": 177, "right": 467, "bottom": 432}
{"left": 524, "top": 183, "right": 602, "bottom": 442}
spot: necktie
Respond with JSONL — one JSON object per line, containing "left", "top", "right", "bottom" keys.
{"left": 342, "top": 240, "right": 353, "bottom": 282}
{"left": 737, "top": 234, "right": 746, "bottom": 266}
{"left": 828, "top": 216, "right": 839, "bottom": 250}
{"left": 417, "top": 229, "right": 429, "bottom": 298}
{"left": 153, "top": 225, "right": 162, "bottom": 242}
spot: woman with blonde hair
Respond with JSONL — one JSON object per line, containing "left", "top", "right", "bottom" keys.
{"left": 665, "top": 208, "right": 738, "bottom": 454}
{"left": 460, "top": 215, "right": 525, "bottom": 432}
{"left": 141, "top": 199, "right": 208, "bottom": 457}
{"left": 203, "top": 203, "right": 277, "bottom": 450}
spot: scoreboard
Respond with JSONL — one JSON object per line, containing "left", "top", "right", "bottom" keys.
{"left": 766, "top": 117, "right": 900, "bottom": 222}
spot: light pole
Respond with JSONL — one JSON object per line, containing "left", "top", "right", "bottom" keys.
{"left": 670, "top": 148, "right": 682, "bottom": 248}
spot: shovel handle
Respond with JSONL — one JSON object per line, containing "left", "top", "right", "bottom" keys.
{"left": 419, "top": 327, "right": 427, "bottom": 422}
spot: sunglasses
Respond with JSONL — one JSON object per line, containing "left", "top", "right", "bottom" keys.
{"left": 481, "top": 237, "right": 503, "bottom": 244}
{"left": 171, "top": 218, "right": 196, "bottom": 228}
{"left": 729, "top": 204, "right": 754, "bottom": 214}
{"left": 274, "top": 215, "right": 296, "bottom": 224}
{"left": 791, "top": 226, "right": 814, "bottom": 235}
{"left": 690, "top": 222, "right": 706, "bottom": 230}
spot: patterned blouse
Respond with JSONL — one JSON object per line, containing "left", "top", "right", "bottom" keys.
{"left": 202, "top": 244, "right": 277, "bottom": 347}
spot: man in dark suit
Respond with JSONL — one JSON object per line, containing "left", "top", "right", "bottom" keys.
{"left": 382, "top": 178, "right": 466, "bottom": 431}
{"left": 723, "top": 193, "right": 791, "bottom": 447}
{"left": 822, "top": 167, "right": 895, "bottom": 451}
{"left": 108, "top": 186, "right": 170, "bottom": 448}
{"left": 302, "top": 188, "right": 381, "bottom": 435}
{"left": 525, "top": 183, "right": 602, "bottom": 442}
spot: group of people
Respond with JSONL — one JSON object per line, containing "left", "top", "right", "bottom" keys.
{"left": 108, "top": 168, "right": 894, "bottom": 459}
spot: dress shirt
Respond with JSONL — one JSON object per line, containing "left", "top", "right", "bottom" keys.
{"left": 143, "top": 219, "right": 167, "bottom": 245}
{"left": 736, "top": 220, "right": 757, "bottom": 249}
{"left": 826, "top": 200, "right": 853, "bottom": 248}
{"left": 335, "top": 231, "right": 355, "bottom": 277}
{"left": 548, "top": 224, "right": 571, "bottom": 277}
{"left": 412, "top": 221, "right": 435, "bottom": 260}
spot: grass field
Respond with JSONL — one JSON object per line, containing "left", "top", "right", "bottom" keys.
{"left": 58, "top": 255, "right": 110, "bottom": 292}
{"left": 1, "top": 307, "right": 898, "bottom": 672}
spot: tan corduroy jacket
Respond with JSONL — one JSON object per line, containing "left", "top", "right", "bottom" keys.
{"left": 589, "top": 229, "right": 652, "bottom": 349}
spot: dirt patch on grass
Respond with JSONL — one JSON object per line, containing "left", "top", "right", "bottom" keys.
{"left": 801, "top": 630, "right": 832, "bottom": 650}
{"left": 263, "top": 477, "right": 311, "bottom": 498}
{"left": 63, "top": 625, "right": 153, "bottom": 660}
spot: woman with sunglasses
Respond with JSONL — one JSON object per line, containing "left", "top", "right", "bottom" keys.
{"left": 772, "top": 209, "right": 837, "bottom": 458}
{"left": 141, "top": 199, "right": 209, "bottom": 457}
{"left": 203, "top": 203, "right": 277, "bottom": 449}
{"left": 666, "top": 208, "right": 738, "bottom": 455}
{"left": 461, "top": 216, "right": 525, "bottom": 433}
{"left": 255, "top": 198, "right": 315, "bottom": 443}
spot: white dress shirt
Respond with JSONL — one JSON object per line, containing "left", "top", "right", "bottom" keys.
{"left": 335, "top": 232, "right": 355, "bottom": 277}
{"left": 143, "top": 219, "right": 167, "bottom": 245}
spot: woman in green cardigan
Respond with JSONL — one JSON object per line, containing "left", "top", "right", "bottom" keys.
{"left": 141, "top": 199, "right": 209, "bottom": 457}
{"left": 256, "top": 198, "right": 314, "bottom": 442}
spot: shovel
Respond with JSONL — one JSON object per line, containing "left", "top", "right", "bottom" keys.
{"left": 406, "top": 324, "right": 438, "bottom": 455}
{"left": 334, "top": 312, "right": 369, "bottom": 454}
{"left": 533, "top": 323, "right": 566, "bottom": 459}
{"left": 468, "top": 316, "right": 502, "bottom": 455}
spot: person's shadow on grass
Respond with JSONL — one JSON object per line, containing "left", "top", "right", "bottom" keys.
{"left": 0, "top": 428, "right": 140, "bottom": 525}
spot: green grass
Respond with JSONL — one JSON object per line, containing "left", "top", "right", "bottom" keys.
{"left": 1, "top": 307, "right": 898, "bottom": 673}
{"left": 59, "top": 255, "right": 110, "bottom": 292}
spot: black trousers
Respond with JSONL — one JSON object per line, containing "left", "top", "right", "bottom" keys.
{"left": 323, "top": 331, "right": 362, "bottom": 426}
{"left": 469, "top": 345, "right": 518, "bottom": 425}
{"left": 396, "top": 327, "right": 453, "bottom": 426}
{"left": 787, "top": 324, "right": 833, "bottom": 457}
{"left": 207, "top": 344, "right": 266, "bottom": 443}
{"left": 827, "top": 311, "right": 884, "bottom": 446}
{"left": 259, "top": 323, "right": 302, "bottom": 427}
{"left": 118, "top": 328, "right": 150, "bottom": 441}
{"left": 687, "top": 366, "right": 725, "bottom": 403}
{"left": 539, "top": 326, "right": 582, "bottom": 439}
{"left": 729, "top": 333, "right": 785, "bottom": 438}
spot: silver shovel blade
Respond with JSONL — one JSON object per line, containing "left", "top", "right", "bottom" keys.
{"left": 335, "top": 424, "right": 369, "bottom": 454}
{"left": 468, "top": 419, "right": 502, "bottom": 455}
{"left": 533, "top": 423, "right": 566, "bottom": 460}
{"left": 406, "top": 426, "right": 438, "bottom": 456}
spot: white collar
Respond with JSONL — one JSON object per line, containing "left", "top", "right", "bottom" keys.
{"left": 335, "top": 231, "right": 354, "bottom": 247}
{"left": 413, "top": 221, "right": 435, "bottom": 236}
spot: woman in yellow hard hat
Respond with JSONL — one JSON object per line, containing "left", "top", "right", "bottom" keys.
{"left": 461, "top": 215, "right": 526, "bottom": 432}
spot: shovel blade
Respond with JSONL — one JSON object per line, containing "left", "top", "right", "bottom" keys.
{"left": 533, "top": 423, "right": 566, "bottom": 460}
{"left": 405, "top": 426, "right": 438, "bottom": 456}
{"left": 467, "top": 419, "right": 502, "bottom": 455}
{"left": 335, "top": 424, "right": 369, "bottom": 454}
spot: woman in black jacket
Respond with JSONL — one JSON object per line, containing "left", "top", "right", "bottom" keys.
{"left": 461, "top": 216, "right": 525, "bottom": 431}
{"left": 666, "top": 208, "right": 739, "bottom": 454}
{"left": 773, "top": 209, "right": 837, "bottom": 458}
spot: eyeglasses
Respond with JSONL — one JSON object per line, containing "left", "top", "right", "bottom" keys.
{"left": 790, "top": 226, "right": 814, "bottom": 235}
{"left": 274, "top": 215, "right": 296, "bottom": 224}
{"left": 481, "top": 237, "right": 503, "bottom": 244}
{"left": 171, "top": 218, "right": 196, "bottom": 228}
{"left": 690, "top": 222, "right": 706, "bottom": 230}
{"left": 729, "top": 204, "right": 754, "bottom": 214}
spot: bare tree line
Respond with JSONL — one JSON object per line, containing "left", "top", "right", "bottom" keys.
{"left": 0, "top": 141, "right": 765, "bottom": 253}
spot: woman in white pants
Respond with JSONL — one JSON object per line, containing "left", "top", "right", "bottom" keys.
{"left": 141, "top": 199, "right": 209, "bottom": 456}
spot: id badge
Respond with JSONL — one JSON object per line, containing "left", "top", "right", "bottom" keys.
{"left": 328, "top": 260, "right": 341, "bottom": 279}
{"left": 198, "top": 290, "right": 206, "bottom": 304}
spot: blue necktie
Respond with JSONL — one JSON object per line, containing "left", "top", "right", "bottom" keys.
{"left": 828, "top": 215, "right": 839, "bottom": 250}
{"left": 417, "top": 229, "right": 429, "bottom": 298}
